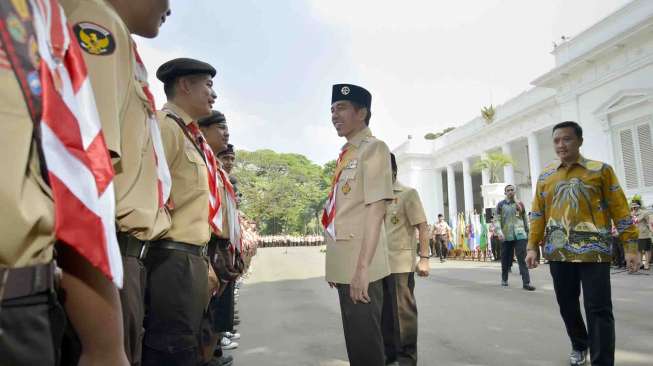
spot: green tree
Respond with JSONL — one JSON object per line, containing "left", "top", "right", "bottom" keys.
{"left": 233, "top": 150, "right": 331, "bottom": 235}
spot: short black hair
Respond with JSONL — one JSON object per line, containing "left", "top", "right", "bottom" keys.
{"left": 351, "top": 101, "right": 372, "bottom": 125}
{"left": 504, "top": 184, "right": 515, "bottom": 192}
{"left": 552, "top": 121, "right": 583, "bottom": 140}
{"left": 390, "top": 153, "right": 397, "bottom": 174}
{"left": 438, "top": 214, "right": 444, "bottom": 218}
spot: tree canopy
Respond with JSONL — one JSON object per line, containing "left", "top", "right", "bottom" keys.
{"left": 234, "top": 149, "right": 335, "bottom": 235}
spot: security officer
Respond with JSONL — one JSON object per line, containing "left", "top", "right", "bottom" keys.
{"left": 198, "top": 110, "right": 236, "bottom": 366}
{"left": 324, "top": 83, "right": 393, "bottom": 366}
{"left": 1, "top": 1, "right": 127, "bottom": 365}
{"left": 382, "top": 153, "right": 430, "bottom": 366}
{"left": 143, "top": 58, "right": 217, "bottom": 366}
{"left": 61, "top": 1, "right": 172, "bottom": 365}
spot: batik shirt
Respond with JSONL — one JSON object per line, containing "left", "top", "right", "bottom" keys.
{"left": 496, "top": 199, "right": 529, "bottom": 241}
{"left": 528, "top": 156, "right": 638, "bottom": 262}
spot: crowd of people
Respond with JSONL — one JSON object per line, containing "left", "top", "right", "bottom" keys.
{"left": 0, "top": 2, "right": 263, "bottom": 366}
{"left": 256, "top": 234, "right": 324, "bottom": 247}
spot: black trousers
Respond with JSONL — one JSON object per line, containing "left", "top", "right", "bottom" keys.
{"left": 382, "top": 273, "right": 418, "bottom": 366}
{"left": 0, "top": 290, "right": 65, "bottom": 366}
{"left": 336, "top": 279, "right": 385, "bottom": 366}
{"left": 142, "top": 247, "right": 209, "bottom": 366}
{"left": 215, "top": 281, "right": 235, "bottom": 332}
{"left": 435, "top": 235, "right": 447, "bottom": 260}
{"left": 501, "top": 239, "right": 530, "bottom": 285}
{"left": 491, "top": 237, "right": 501, "bottom": 260}
{"left": 550, "top": 262, "right": 614, "bottom": 366}
{"left": 120, "top": 255, "right": 147, "bottom": 366}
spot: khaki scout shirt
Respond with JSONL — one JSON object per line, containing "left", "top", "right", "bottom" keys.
{"left": 385, "top": 182, "right": 427, "bottom": 273}
{"left": 62, "top": 0, "right": 171, "bottom": 240}
{"left": 0, "top": 57, "right": 54, "bottom": 267}
{"left": 158, "top": 103, "right": 211, "bottom": 246}
{"left": 325, "top": 128, "right": 393, "bottom": 284}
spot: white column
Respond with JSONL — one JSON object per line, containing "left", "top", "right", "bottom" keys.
{"left": 527, "top": 132, "right": 542, "bottom": 193}
{"left": 480, "top": 152, "right": 490, "bottom": 185}
{"left": 462, "top": 158, "right": 474, "bottom": 214}
{"left": 502, "top": 143, "right": 515, "bottom": 185}
{"left": 446, "top": 164, "right": 457, "bottom": 220}
{"left": 433, "top": 168, "right": 445, "bottom": 220}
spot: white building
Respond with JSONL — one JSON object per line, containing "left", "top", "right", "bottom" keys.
{"left": 394, "top": 0, "right": 653, "bottom": 222}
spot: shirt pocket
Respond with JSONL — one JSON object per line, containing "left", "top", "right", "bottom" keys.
{"left": 184, "top": 142, "right": 208, "bottom": 191}
{"left": 338, "top": 168, "right": 358, "bottom": 198}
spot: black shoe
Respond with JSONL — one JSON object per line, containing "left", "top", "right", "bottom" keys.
{"left": 205, "top": 355, "right": 234, "bottom": 366}
{"left": 501, "top": 280, "right": 508, "bottom": 287}
{"left": 523, "top": 284, "right": 536, "bottom": 291}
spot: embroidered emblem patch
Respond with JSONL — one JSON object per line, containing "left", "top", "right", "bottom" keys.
{"left": 11, "top": 0, "right": 30, "bottom": 21}
{"left": 342, "top": 181, "right": 351, "bottom": 195}
{"left": 28, "top": 35, "right": 39, "bottom": 67}
{"left": 7, "top": 14, "right": 27, "bottom": 43}
{"left": 27, "top": 70, "right": 41, "bottom": 95}
{"left": 341, "top": 86, "right": 350, "bottom": 95}
{"left": 73, "top": 22, "right": 115, "bottom": 55}
{"left": 391, "top": 215, "right": 399, "bottom": 225}
{"left": 346, "top": 159, "right": 357, "bottom": 169}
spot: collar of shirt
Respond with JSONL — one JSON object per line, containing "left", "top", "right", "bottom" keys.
{"left": 392, "top": 181, "right": 404, "bottom": 193}
{"left": 556, "top": 155, "right": 589, "bottom": 170}
{"left": 163, "top": 102, "right": 194, "bottom": 126}
{"left": 342, "top": 126, "right": 373, "bottom": 150}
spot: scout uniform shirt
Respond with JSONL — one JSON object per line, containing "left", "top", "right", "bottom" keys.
{"left": 632, "top": 208, "right": 652, "bottom": 240}
{"left": 62, "top": 0, "right": 171, "bottom": 240}
{"left": 325, "top": 127, "right": 393, "bottom": 284}
{"left": 158, "top": 102, "right": 211, "bottom": 246}
{"left": 528, "top": 156, "right": 638, "bottom": 262}
{"left": 0, "top": 40, "right": 54, "bottom": 267}
{"left": 385, "top": 182, "right": 427, "bottom": 274}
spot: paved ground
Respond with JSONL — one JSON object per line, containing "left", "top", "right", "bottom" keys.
{"left": 231, "top": 247, "right": 652, "bottom": 366}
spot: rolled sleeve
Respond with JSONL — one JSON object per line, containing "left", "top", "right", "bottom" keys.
{"left": 405, "top": 189, "right": 427, "bottom": 226}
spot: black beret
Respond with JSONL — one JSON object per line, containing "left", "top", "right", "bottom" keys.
{"left": 218, "top": 143, "right": 235, "bottom": 157}
{"left": 331, "top": 83, "right": 371, "bottom": 109}
{"left": 156, "top": 57, "right": 216, "bottom": 83}
{"left": 198, "top": 110, "right": 226, "bottom": 127}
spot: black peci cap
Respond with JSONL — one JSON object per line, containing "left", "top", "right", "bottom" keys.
{"left": 331, "top": 83, "right": 371, "bottom": 109}
{"left": 156, "top": 57, "right": 216, "bottom": 83}
{"left": 198, "top": 110, "right": 226, "bottom": 127}
{"left": 218, "top": 143, "right": 235, "bottom": 157}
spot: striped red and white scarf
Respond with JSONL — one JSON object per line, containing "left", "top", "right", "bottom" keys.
{"left": 132, "top": 43, "right": 171, "bottom": 207}
{"left": 31, "top": 0, "right": 121, "bottom": 285}
{"left": 321, "top": 147, "right": 350, "bottom": 240}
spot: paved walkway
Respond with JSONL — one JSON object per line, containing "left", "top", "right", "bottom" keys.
{"left": 231, "top": 247, "right": 653, "bottom": 366}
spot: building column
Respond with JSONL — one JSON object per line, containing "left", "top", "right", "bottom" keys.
{"left": 446, "top": 164, "right": 457, "bottom": 220}
{"left": 480, "top": 152, "right": 490, "bottom": 185}
{"left": 462, "top": 158, "right": 474, "bottom": 214}
{"left": 502, "top": 143, "right": 515, "bottom": 185}
{"left": 527, "top": 132, "right": 542, "bottom": 193}
{"left": 433, "top": 168, "right": 445, "bottom": 220}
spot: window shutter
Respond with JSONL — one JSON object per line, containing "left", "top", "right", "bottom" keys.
{"left": 637, "top": 123, "right": 653, "bottom": 187}
{"left": 619, "top": 128, "right": 639, "bottom": 189}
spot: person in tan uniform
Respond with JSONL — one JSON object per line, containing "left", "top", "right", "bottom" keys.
{"left": 1, "top": 1, "right": 130, "bottom": 365}
{"left": 198, "top": 110, "right": 236, "bottom": 366}
{"left": 61, "top": 1, "right": 172, "bottom": 365}
{"left": 141, "top": 58, "right": 216, "bottom": 366}
{"left": 381, "top": 153, "right": 430, "bottom": 366}
{"left": 324, "top": 83, "right": 393, "bottom": 366}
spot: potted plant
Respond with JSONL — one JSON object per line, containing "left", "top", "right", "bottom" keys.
{"left": 474, "top": 152, "right": 513, "bottom": 209}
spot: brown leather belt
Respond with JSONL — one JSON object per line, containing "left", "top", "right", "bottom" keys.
{"left": 117, "top": 232, "right": 148, "bottom": 259}
{"left": 149, "top": 239, "right": 206, "bottom": 257}
{"left": 1, "top": 262, "right": 55, "bottom": 301}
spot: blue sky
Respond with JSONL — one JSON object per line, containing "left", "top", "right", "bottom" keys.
{"left": 138, "top": 0, "right": 631, "bottom": 165}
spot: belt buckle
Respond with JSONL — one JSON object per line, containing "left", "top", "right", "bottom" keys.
{"left": 139, "top": 242, "right": 149, "bottom": 260}
{"left": 201, "top": 245, "right": 208, "bottom": 257}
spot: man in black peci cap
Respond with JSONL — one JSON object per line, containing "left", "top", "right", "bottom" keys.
{"left": 142, "top": 58, "right": 218, "bottom": 366}
{"left": 324, "top": 83, "right": 394, "bottom": 366}
{"left": 217, "top": 144, "right": 236, "bottom": 174}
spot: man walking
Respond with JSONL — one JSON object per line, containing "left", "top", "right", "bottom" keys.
{"left": 496, "top": 185, "right": 535, "bottom": 291}
{"left": 526, "top": 121, "right": 640, "bottom": 366}
{"left": 433, "top": 214, "right": 451, "bottom": 262}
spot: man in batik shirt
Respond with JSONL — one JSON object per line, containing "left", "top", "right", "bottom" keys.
{"left": 526, "top": 121, "right": 639, "bottom": 366}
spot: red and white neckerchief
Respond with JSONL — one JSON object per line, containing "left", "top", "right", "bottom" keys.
{"left": 132, "top": 43, "right": 171, "bottom": 207}
{"left": 321, "top": 147, "right": 351, "bottom": 240}
{"left": 32, "top": 0, "right": 122, "bottom": 286}
{"left": 187, "top": 123, "right": 223, "bottom": 234}
{"left": 216, "top": 167, "right": 241, "bottom": 255}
